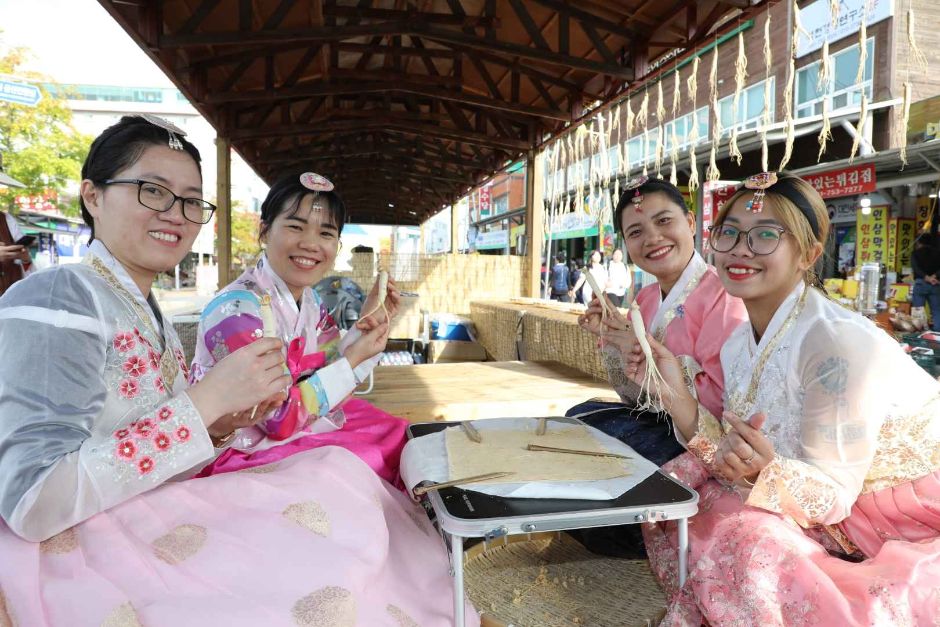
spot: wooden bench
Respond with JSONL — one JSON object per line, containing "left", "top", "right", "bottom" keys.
{"left": 362, "top": 360, "right": 616, "bottom": 423}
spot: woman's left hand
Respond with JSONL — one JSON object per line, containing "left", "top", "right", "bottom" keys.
{"left": 207, "top": 391, "right": 287, "bottom": 439}
{"left": 357, "top": 276, "right": 401, "bottom": 329}
{"left": 715, "top": 411, "right": 775, "bottom": 484}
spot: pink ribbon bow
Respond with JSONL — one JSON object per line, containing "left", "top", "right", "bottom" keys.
{"left": 260, "top": 336, "right": 326, "bottom": 440}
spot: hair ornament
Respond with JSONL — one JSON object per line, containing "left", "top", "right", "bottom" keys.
{"left": 137, "top": 114, "right": 186, "bottom": 151}
{"left": 300, "top": 172, "right": 335, "bottom": 193}
{"left": 625, "top": 175, "right": 649, "bottom": 210}
{"left": 743, "top": 171, "right": 778, "bottom": 213}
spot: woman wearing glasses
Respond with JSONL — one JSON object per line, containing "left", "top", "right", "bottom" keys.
{"left": 188, "top": 172, "right": 407, "bottom": 484}
{"left": 0, "top": 116, "right": 476, "bottom": 626}
{"left": 632, "top": 173, "right": 940, "bottom": 625}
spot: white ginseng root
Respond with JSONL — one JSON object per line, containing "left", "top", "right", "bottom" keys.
{"left": 361, "top": 270, "right": 389, "bottom": 320}
{"left": 259, "top": 294, "right": 277, "bottom": 338}
{"left": 583, "top": 271, "right": 613, "bottom": 319}
{"left": 629, "top": 301, "right": 672, "bottom": 411}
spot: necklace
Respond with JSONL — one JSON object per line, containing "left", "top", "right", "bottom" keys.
{"left": 725, "top": 288, "right": 809, "bottom": 427}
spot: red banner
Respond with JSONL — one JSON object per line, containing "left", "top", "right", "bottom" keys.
{"left": 702, "top": 182, "right": 737, "bottom": 250}
{"left": 804, "top": 164, "right": 876, "bottom": 199}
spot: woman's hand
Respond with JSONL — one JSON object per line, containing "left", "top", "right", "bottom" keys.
{"left": 357, "top": 276, "right": 401, "bottom": 329}
{"left": 344, "top": 321, "right": 390, "bottom": 368}
{"left": 206, "top": 392, "right": 287, "bottom": 438}
{"left": 577, "top": 295, "right": 628, "bottom": 336}
{"left": 715, "top": 412, "right": 775, "bottom": 484}
{"left": 188, "top": 337, "right": 292, "bottom": 426}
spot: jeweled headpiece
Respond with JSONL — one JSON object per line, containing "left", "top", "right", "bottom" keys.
{"left": 625, "top": 175, "right": 649, "bottom": 210}
{"left": 137, "top": 113, "right": 186, "bottom": 151}
{"left": 743, "top": 171, "right": 778, "bottom": 213}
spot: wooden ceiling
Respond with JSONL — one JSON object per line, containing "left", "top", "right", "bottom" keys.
{"left": 100, "top": 0, "right": 760, "bottom": 225}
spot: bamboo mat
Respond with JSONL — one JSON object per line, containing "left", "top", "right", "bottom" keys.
{"left": 362, "top": 361, "right": 616, "bottom": 423}
{"left": 467, "top": 533, "right": 667, "bottom": 627}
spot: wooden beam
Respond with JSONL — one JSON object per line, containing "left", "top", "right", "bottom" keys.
{"left": 323, "top": 5, "right": 497, "bottom": 27}
{"left": 161, "top": 22, "right": 417, "bottom": 47}
{"left": 525, "top": 149, "right": 543, "bottom": 297}
{"left": 179, "top": 0, "right": 223, "bottom": 34}
{"left": 528, "top": 0, "right": 643, "bottom": 40}
{"left": 509, "top": 0, "right": 552, "bottom": 51}
{"left": 335, "top": 41, "right": 459, "bottom": 59}
{"left": 239, "top": 0, "right": 252, "bottom": 31}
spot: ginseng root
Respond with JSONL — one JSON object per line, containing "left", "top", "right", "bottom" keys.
{"left": 629, "top": 301, "right": 673, "bottom": 411}
{"left": 361, "top": 270, "right": 389, "bottom": 320}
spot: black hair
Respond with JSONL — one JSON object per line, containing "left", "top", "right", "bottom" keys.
{"left": 613, "top": 177, "right": 689, "bottom": 235}
{"left": 916, "top": 233, "right": 937, "bottom": 249}
{"left": 259, "top": 171, "right": 347, "bottom": 240}
{"left": 80, "top": 116, "right": 202, "bottom": 241}
{"left": 555, "top": 251, "right": 566, "bottom": 263}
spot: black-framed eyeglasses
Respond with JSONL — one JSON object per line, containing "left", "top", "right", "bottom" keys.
{"left": 708, "top": 224, "right": 788, "bottom": 255}
{"left": 102, "top": 179, "right": 216, "bottom": 225}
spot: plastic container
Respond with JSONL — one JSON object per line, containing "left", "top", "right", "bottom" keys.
{"left": 429, "top": 314, "right": 475, "bottom": 341}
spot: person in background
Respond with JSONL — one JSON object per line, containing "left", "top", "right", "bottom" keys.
{"left": 911, "top": 233, "right": 940, "bottom": 332}
{"left": 549, "top": 251, "right": 570, "bottom": 302}
{"left": 0, "top": 210, "right": 33, "bottom": 297}
{"left": 580, "top": 249, "right": 608, "bottom": 305}
{"left": 568, "top": 258, "right": 584, "bottom": 304}
{"left": 605, "top": 248, "right": 631, "bottom": 307}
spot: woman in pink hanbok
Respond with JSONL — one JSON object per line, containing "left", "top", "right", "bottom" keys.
{"left": 627, "top": 172, "right": 940, "bottom": 626}
{"left": 189, "top": 172, "right": 407, "bottom": 484}
{"left": 0, "top": 116, "right": 476, "bottom": 626}
{"left": 570, "top": 177, "right": 746, "bottom": 557}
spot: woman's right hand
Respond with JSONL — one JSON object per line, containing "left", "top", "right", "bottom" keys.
{"left": 188, "top": 337, "right": 292, "bottom": 425}
{"left": 344, "top": 321, "right": 390, "bottom": 369}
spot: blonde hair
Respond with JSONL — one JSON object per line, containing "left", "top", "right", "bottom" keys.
{"left": 713, "top": 174, "right": 830, "bottom": 283}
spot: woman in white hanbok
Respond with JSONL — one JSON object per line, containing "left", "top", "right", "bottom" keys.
{"left": 0, "top": 115, "right": 475, "bottom": 627}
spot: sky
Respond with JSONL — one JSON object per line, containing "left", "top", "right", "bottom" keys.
{"left": 0, "top": 0, "right": 174, "bottom": 87}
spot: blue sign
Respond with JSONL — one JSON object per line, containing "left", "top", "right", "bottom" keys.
{"left": 0, "top": 80, "right": 42, "bottom": 106}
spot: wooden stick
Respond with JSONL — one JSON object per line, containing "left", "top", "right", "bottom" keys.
{"left": 413, "top": 472, "right": 513, "bottom": 496}
{"left": 526, "top": 444, "right": 631, "bottom": 460}
{"left": 460, "top": 421, "right": 482, "bottom": 443}
{"left": 536, "top": 418, "right": 547, "bottom": 436}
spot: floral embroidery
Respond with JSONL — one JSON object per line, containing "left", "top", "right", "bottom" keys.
{"left": 148, "top": 349, "right": 160, "bottom": 371}
{"left": 175, "top": 426, "right": 191, "bottom": 442}
{"left": 114, "top": 428, "right": 130, "bottom": 440}
{"left": 122, "top": 355, "right": 148, "bottom": 378}
{"left": 154, "top": 376, "right": 165, "bottom": 393}
{"left": 113, "top": 332, "right": 136, "bottom": 352}
{"left": 675, "top": 304, "right": 686, "bottom": 318}
{"left": 133, "top": 418, "right": 156, "bottom": 437}
{"left": 158, "top": 406, "right": 174, "bottom": 421}
{"left": 138, "top": 456, "right": 155, "bottom": 474}
{"left": 117, "top": 439, "right": 137, "bottom": 460}
{"left": 119, "top": 379, "right": 140, "bottom": 399}
{"left": 154, "top": 432, "right": 172, "bottom": 451}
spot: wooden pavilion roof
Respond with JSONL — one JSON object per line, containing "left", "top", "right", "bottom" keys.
{"left": 99, "top": 0, "right": 760, "bottom": 225}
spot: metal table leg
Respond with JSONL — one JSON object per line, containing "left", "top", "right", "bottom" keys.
{"left": 677, "top": 517, "right": 689, "bottom": 587}
{"left": 451, "top": 533, "right": 465, "bottom": 627}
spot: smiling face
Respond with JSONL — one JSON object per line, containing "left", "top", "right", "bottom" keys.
{"left": 620, "top": 191, "right": 696, "bottom": 285}
{"left": 81, "top": 144, "right": 203, "bottom": 294}
{"left": 712, "top": 193, "right": 816, "bottom": 305}
{"left": 262, "top": 192, "right": 340, "bottom": 300}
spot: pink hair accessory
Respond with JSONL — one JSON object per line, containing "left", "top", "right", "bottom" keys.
{"left": 299, "top": 172, "right": 334, "bottom": 193}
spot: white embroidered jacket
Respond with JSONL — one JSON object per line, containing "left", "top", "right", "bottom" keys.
{"left": 0, "top": 242, "right": 215, "bottom": 541}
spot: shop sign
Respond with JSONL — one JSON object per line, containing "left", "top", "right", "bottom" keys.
{"left": 475, "top": 228, "right": 508, "bottom": 249}
{"left": 856, "top": 205, "right": 889, "bottom": 265}
{"left": 886, "top": 219, "right": 899, "bottom": 273}
{"left": 898, "top": 218, "right": 916, "bottom": 271}
{"left": 702, "top": 182, "right": 737, "bottom": 251}
{"left": 478, "top": 185, "right": 491, "bottom": 219}
{"left": 796, "top": 0, "right": 893, "bottom": 58}
{"left": 916, "top": 198, "right": 931, "bottom": 234}
{"left": 805, "top": 164, "right": 876, "bottom": 199}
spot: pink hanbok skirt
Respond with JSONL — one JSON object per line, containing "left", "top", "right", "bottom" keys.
{"left": 197, "top": 398, "right": 408, "bottom": 487}
{"left": 643, "top": 452, "right": 940, "bottom": 626}
{"left": 0, "top": 446, "right": 477, "bottom": 626}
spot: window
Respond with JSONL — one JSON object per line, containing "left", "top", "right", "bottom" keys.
{"left": 624, "top": 126, "right": 662, "bottom": 171}
{"left": 796, "top": 38, "right": 874, "bottom": 119}
{"left": 493, "top": 194, "right": 509, "bottom": 215}
{"left": 718, "top": 78, "right": 776, "bottom": 134}
{"left": 664, "top": 107, "right": 709, "bottom": 152}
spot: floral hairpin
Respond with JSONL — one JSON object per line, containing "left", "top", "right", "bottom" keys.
{"left": 743, "top": 171, "right": 778, "bottom": 213}
{"left": 624, "top": 175, "right": 649, "bottom": 210}
{"left": 138, "top": 113, "right": 186, "bottom": 151}
{"left": 300, "top": 172, "right": 335, "bottom": 193}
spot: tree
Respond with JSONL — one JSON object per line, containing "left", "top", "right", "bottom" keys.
{"left": 0, "top": 43, "right": 92, "bottom": 216}
{"left": 225, "top": 201, "right": 261, "bottom": 271}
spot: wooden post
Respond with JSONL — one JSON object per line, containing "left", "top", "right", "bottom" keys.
{"left": 524, "top": 149, "right": 544, "bottom": 298}
{"left": 215, "top": 136, "right": 232, "bottom": 287}
{"left": 450, "top": 203, "right": 459, "bottom": 253}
